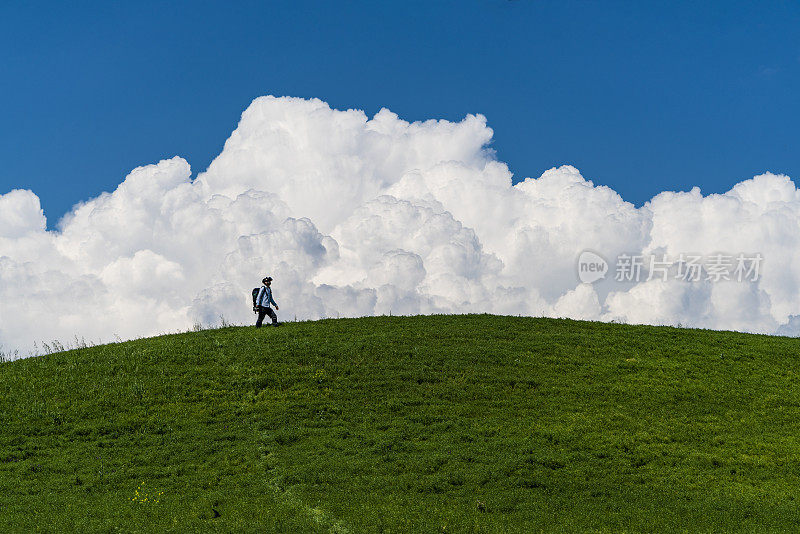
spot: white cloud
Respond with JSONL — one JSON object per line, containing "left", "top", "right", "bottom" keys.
{"left": 0, "top": 189, "right": 46, "bottom": 238}
{"left": 1, "top": 95, "right": 799, "bottom": 356}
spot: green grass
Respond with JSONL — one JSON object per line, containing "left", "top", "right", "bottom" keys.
{"left": 2, "top": 314, "right": 800, "bottom": 532}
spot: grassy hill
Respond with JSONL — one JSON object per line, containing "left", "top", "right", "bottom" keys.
{"left": 2, "top": 314, "right": 800, "bottom": 532}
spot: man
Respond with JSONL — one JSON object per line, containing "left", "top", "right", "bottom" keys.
{"left": 254, "top": 276, "right": 280, "bottom": 327}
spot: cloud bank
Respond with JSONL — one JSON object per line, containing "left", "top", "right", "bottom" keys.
{"left": 2, "top": 96, "right": 799, "bottom": 355}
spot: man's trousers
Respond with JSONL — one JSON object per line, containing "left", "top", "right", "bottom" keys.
{"left": 256, "top": 306, "right": 278, "bottom": 327}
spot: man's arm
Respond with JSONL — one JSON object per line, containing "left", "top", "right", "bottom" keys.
{"left": 269, "top": 289, "right": 278, "bottom": 309}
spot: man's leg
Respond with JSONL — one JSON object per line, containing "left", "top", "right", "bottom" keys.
{"left": 256, "top": 306, "right": 267, "bottom": 328}
{"left": 266, "top": 307, "right": 278, "bottom": 325}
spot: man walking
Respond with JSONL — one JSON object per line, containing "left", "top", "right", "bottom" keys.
{"left": 255, "top": 276, "right": 280, "bottom": 327}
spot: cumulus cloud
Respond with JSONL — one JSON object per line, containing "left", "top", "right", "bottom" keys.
{"left": 1, "top": 95, "right": 799, "bottom": 356}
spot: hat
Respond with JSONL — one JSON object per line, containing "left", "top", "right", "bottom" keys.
{"left": 262, "top": 276, "right": 273, "bottom": 284}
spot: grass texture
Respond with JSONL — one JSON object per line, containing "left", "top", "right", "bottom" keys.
{"left": 2, "top": 314, "right": 800, "bottom": 532}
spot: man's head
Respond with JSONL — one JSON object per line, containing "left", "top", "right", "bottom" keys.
{"left": 262, "top": 276, "right": 272, "bottom": 286}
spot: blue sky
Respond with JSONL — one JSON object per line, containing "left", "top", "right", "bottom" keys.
{"left": 2, "top": 0, "right": 799, "bottom": 227}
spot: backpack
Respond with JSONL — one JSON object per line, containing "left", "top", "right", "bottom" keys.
{"left": 252, "top": 287, "right": 261, "bottom": 309}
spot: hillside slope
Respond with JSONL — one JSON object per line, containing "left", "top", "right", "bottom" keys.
{"left": 1, "top": 315, "right": 800, "bottom": 532}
